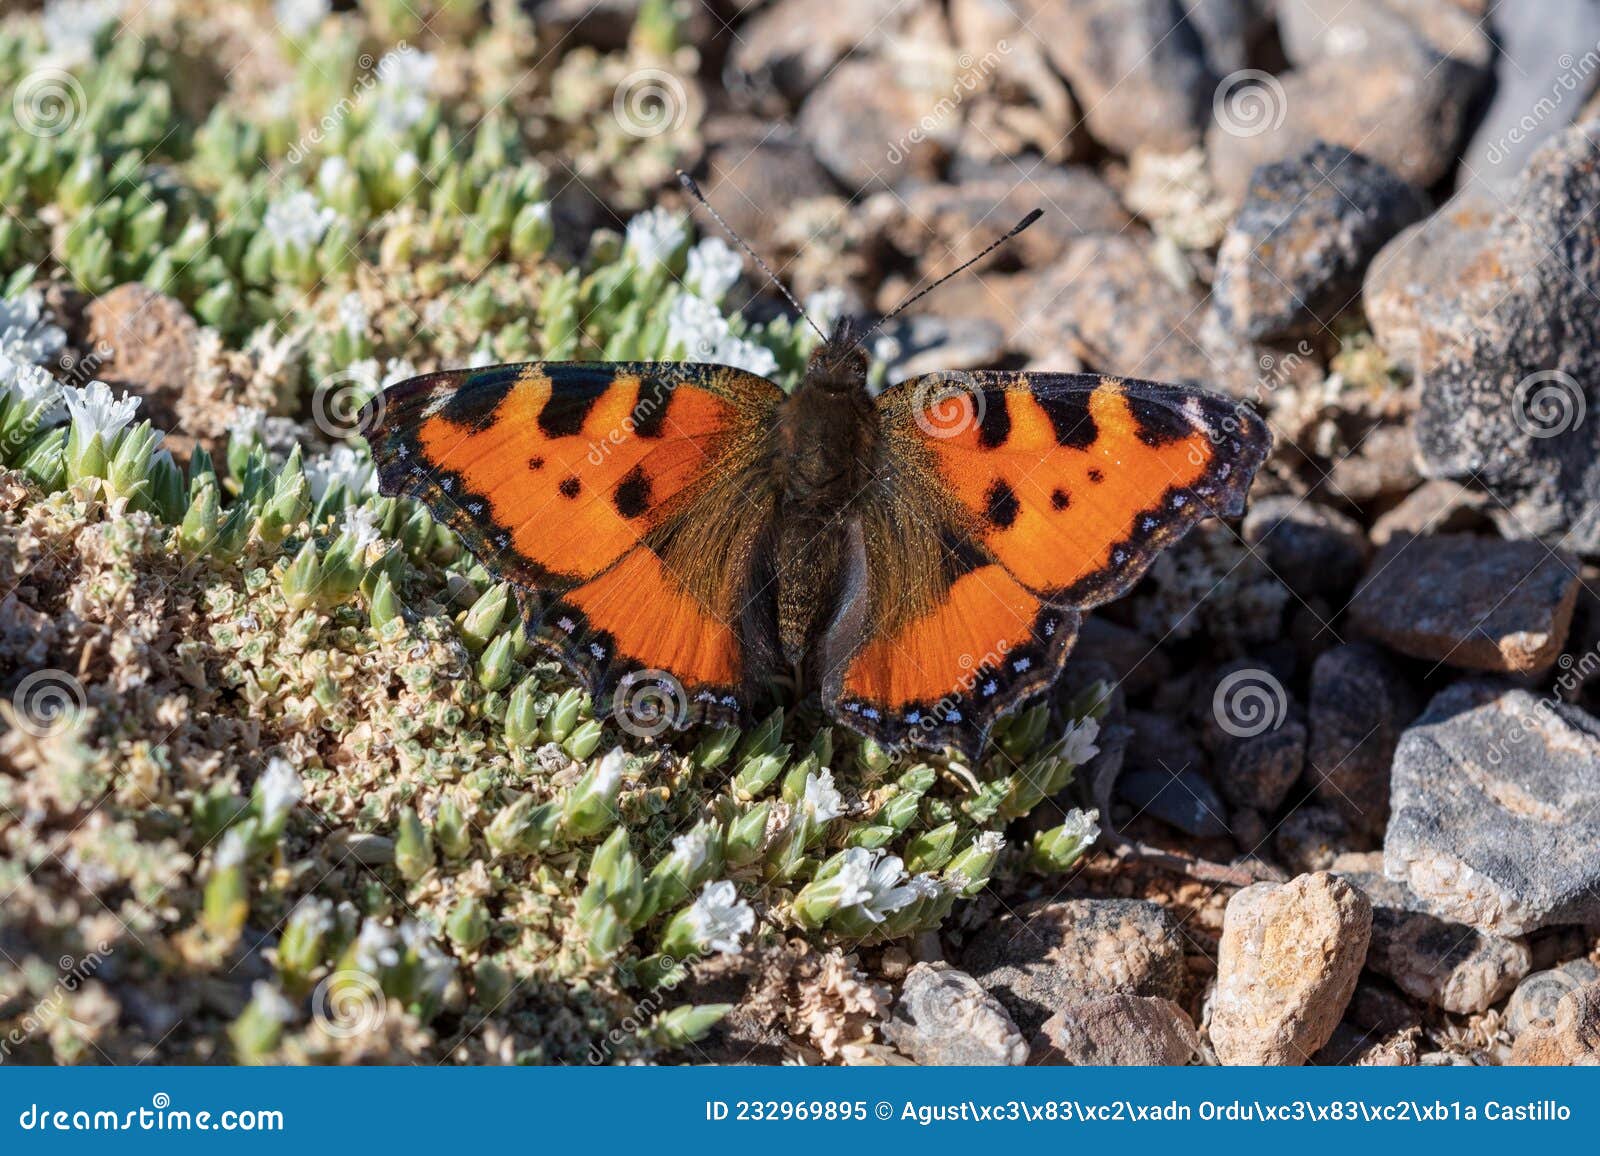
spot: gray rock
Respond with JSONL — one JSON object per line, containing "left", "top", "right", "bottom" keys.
{"left": 962, "top": 898, "right": 1187, "bottom": 1033}
{"left": 1038, "top": 994, "right": 1200, "bottom": 1065}
{"left": 1323, "top": 423, "right": 1423, "bottom": 505}
{"left": 1460, "top": 0, "right": 1600, "bottom": 192}
{"left": 1243, "top": 495, "right": 1370, "bottom": 603}
{"left": 880, "top": 315, "right": 1005, "bottom": 385}
{"left": 1389, "top": 123, "right": 1600, "bottom": 553}
{"left": 1507, "top": 960, "right": 1600, "bottom": 1039}
{"left": 1274, "top": 803, "right": 1355, "bottom": 873}
{"left": 883, "top": 963, "right": 1028, "bottom": 1065}
{"left": 699, "top": 119, "right": 838, "bottom": 253}
{"left": 948, "top": 0, "right": 1087, "bottom": 164}
{"left": 1509, "top": 979, "right": 1600, "bottom": 1064}
{"left": 1305, "top": 642, "right": 1418, "bottom": 837}
{"left": 1348, "top": 535, "right": 1580, "bottom": 675}
{"left": 1276, "top": 0, "right": 1493, "bottom": 72}
{"left": 1348, "top": 870, "right": 1531, "bottom": 1014}
{"left": 1368, "top": 480, "right": 1491, "bottom": 547}
{"left": 1385, "top": 680, "right": 1600, "bottom": 936}
{"left": 1020, "top": 234, "right": 1211, "bottom": 382}
{"left": 1023, "top": 0, "right": 1216, "bottom": 155}
{"left": 798, "top": 57, "right": 958, "bottom": 192}
{"left": 731, "top": 0, "right": 920, "bottom": 100}
{"left": 1211, "top": 872, "right": 1372, "bottom": 1065}
{"left": 1214, "top": 144, "right": 1425, "bottom": 342}
{"left": 1215, "top": 718, "right": 1306, "bottom": 813}
{"left": 1185, "top": 0, "right": 1272, "bottom": 74}
{"left": 1073, "top": 617, "right": 1172, "bottom": 700}
{"left": 1207, "top": 50, "right": 1487, "bottom": 199}
{"left": 1117, "top": 766, "right": 1231, "bottom": 838}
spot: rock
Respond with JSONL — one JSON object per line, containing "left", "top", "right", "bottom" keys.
{"left": 83, "top": 283, "right": 200, "bottom": 434}
{"left": 1185, "top": 0, "right": 1272, "bottom": 74}
{"left": 1305, "top": 642, "right": 1418, "bottom": 836}
{"left": 886, "top": 168, "right": 1131, "bottom": 277}
{"left": 1312, "top": 1021, "right": 1417, "bottom": 1066}
{"left": 1020, "top": 234, "right": 1211, "bottom": 382}
{"left": 1323, "top": 423, "right": 1422, "bottom": 505}
{"left": 731, "top": 0, "right": 923, "bottom": 100}
{"left": 1462, "top": 0, "right": 1600, "bottom": 192}
{"left": 1274, "top": 803, "right": 1354, "bottom": 873}
{"left": 1397, "top": 124, "right": 1600, "bottom": 552}
{"left": 1385, "top": 680, "right": 1600, "bottom": 936}
{"left": 948, "top": 0, "right": 1086, "bottom": 164}
{"left": 1509, "top": 979, "right": 1600, "bottom": 1065}
{"left": 1214, "top": 720, "right": 1305, "bottom": 814}
{"left": 1073, "top": 617, "right": 1171, "bottom": 699}
{"left": 1207, "top": 50, "right": 1487, "bottom": 199}
{"left": 1507, "top": 960, "right": 1600, "bottom": 1039}
{"left": 1213, "top": 144, "right": 1425, "bottom": 343}
{"left": 699, "top": 119, "right": 838, "bottom": 252}
{"left": 1210, "top": 872, "right": 1372, "bottom": 1065}
{"left": 1348, "top": 535, "right": 1579, "bottom": 675}
{"left": 1117, "top": 767, "right": 1231, "bottom": 838}
{"left": 962, "top": 898, "right": 1186, "bottom": 1033}
{"left": 1369, "top": 480, "right": 1491, "bottom": 547}
{"left": 1276, "top": 0, "right": 1493, "bottom": 72}
{"left": 1038, "top": 994, "right": 1200, "bottom": 1065}
{"left": 1022, "top": 0, "right": 1215, "bottom": 155}
{"left": 1348, "top": 870, "right": 1531, "bottom": 1013}
{"left": 1243, "top": 495, "right": 1370, "bottom": 603}
{"left": 798, "top": 56, "right": 959, "bottom": 192}
{"left": 883, "top": 963, "right": 1027, "bottom": 1065}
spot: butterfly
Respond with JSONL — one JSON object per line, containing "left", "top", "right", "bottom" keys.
{"left": 362, "top": 198, "right": 1270, "bottom": 760}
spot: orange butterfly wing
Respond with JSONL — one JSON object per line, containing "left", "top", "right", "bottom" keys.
{"left": 365, "top": 362, "right": 784, "bottom": 726}
{"left": 823, "top": 372, "right": 1270, "bottom": 756}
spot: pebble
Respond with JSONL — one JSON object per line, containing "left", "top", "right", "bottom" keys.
{"left": 962, "top": 898, "right": 1187, "bottom": 1033}
{"left": 1305, "top": 642, "right": 1418, "bottom": 837}
{"left": 1242, "top": 495, "right": 1371, "bottom": 604}
{"left": 1385, "top": 680, "right": 1600, "bottom": 936}
{"left": 1210, "top": 872, "right": 1372, "bottom": 1066}
{"left": 883, "top": 963, "right": 1028, "bottom": 1065}
{"left": 1348, "top": 870, "right": 1531, "bottom": 1014}
{"left": 1037, "top": 994, "right": 1200, "bottom": 1065}
{"left": 1509, "top": 980, "right": 1600, "bottom": 1065}
{"left": 798, "top": 56, "right": 958, "bottom": 192}
{"left": 1213, "top": 144, "right": 1424, "bottom": 343}
{"left": 1348, "top": 534, "right": 1579, "bottom": 676}
{"left": 1507, "top": 960, "right": 1600, "bottom": 1039}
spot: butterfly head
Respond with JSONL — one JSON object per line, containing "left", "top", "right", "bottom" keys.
{"left": 803, "top": 319, "right": 871, "bottom": 394}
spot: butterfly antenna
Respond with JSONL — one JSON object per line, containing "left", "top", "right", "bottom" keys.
{"left": 853, "top": 208, "right": 1043, "bottom": 353}
{"left": 676, "top": 170, "right": 829, "bottom": 344}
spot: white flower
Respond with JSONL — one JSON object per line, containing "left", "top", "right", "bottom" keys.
{"left": 62, "top": 380, "right": 139, "bottom": 441}
{"left": 906, "top": 872, "right": 943, "bottom": 901}
{"left": 227, "top": 405, "right": 265, "bottom": 443}
{"left": 711, "top": 333, "right": 778, "bottom": 378}
{"left": 1062, "top": 807, "right": 1101, "bottom": 844}
{"left": 666, "top": 292, "right": 728, "bottom": 359}
{"left": 1057, "top": 716, "right": 1101, "bottom": 767}
{"left": 804, "top": 287, "right": 847, "bottom": 332}
{"left": 41, "top": 0, "right": 121, "bottom": 69}
{"left": 371, "top": 48, "right": 437, "bottom": 134}
{"left": 801, "top": 767, "right": 843, "bottom": 824}
{"left": 685, "top": 237, "right": 742, "bottom": 301}
{"left": 1, "top": 352, "right": 65, "bottom": 426}
{"left": 667, "top": 827, "right": 711, "bottom": 877}
{"left": 316, "top": 156, "right": 349, "bottom": 197}
{"left": 353, "top": 920, "right": 400, "bottom": 972}
{"left": 685, "top": 880, "right": 755, "bottom": 956}
{"left": 380, "top": 358, "right": 418, "bottom": 389}
{"left": 256, "top": 757, "right": 303, "bottom": 826}
{"left": 340, "top": 504, "right": 381, "bottom": 550}
{"left": 625, "top": 207, "right": 686, "bottom": 268}
{"left": 974, "top": 830, "right": 1006, "bottom": 856}
{"left": 250, "top": 981, "right": 297, "bottom": 1024}
{"left": 465, "top": 341, "right": 496, "bottom": 369}
{"left": 591, "top": 746, "right": 628, "bottom": 797}
{"left": 273, "top": 0, "right": 329, "bottom": 38}
{"left": 214, "top": 828, "right": 249, "bottom": 870}
{"left": 304, "top": 444, "right": 376, "bottom": 502}
{"left": 336, "top": 291, "right": 368, "bottom": 337}
{"left": 393, "top": 150, "right": 419, "bottom": 181}
{"left": 832, "top": 848, "right": 917, "bottom": 923}
{"left": 263, "top": 190, "right": 338, "bottom": 250}
{"left": 399, "top": 920, "right": 456, "bottom": 1000}
{"left": 288, "top": 895, "right": 336, "bottom": 937}
{"left": 0, "top": 291, "right": 68, "bottom": 366}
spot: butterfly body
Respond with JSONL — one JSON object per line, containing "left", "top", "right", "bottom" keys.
{"left": 364, "top": 324, "right": 1270, "bottom": 759}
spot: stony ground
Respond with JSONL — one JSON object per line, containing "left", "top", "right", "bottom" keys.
{"left": 3, "top": 0, "right": 1600, "bottom": 1067}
